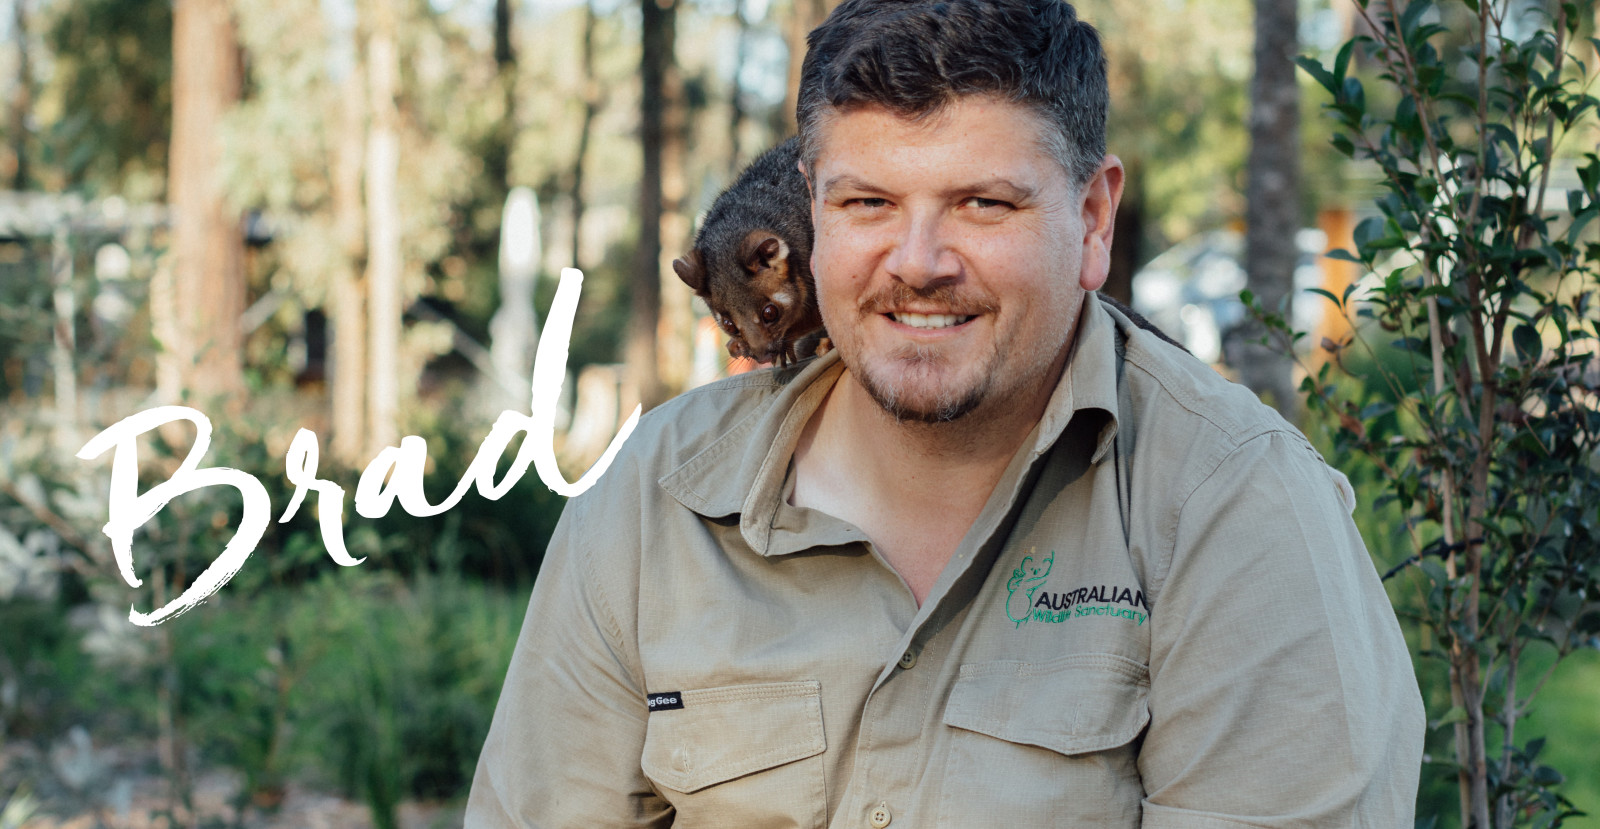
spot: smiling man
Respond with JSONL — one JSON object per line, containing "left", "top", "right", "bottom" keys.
{"left": 467, "top": 1, "right": 1424, "bottom": 826}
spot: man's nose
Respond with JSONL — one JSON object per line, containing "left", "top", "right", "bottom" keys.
{"left": 883, "top": 212, "right": 958, "bottom": 288}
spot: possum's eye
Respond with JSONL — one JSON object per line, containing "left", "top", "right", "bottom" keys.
{"left": 761, "top": 304, "right": 781, "bottom": 324}
{"left": 715, "top": 313, "right": 739, "bottom": 336}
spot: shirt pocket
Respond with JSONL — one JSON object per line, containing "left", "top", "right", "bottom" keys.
{"left": 939, "top": 653, "right": 1149, "bottom": 827}
{"left": 641, "top": 679, "right": 827, "bottom": 829}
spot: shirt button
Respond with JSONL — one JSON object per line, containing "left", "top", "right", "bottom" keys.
{"left": 870, "top": 804, "right": 892, "bottom": 828}
{"left": 897, "top": 649, "right": 917, "bottom": 670}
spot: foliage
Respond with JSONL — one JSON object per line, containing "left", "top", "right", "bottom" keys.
{"left": 0, "top": 240, "right": 53, "bottom": 401}
{"left": 0, "top": 393, "right": 559, "bottom": 819}
{"left": 1281, "top": 1, "right": 1600, "bottom": 826}
{"left": 38, "top": 0, "right": 173, "bottom": 199}
{"left": 173, "top": 570, "right": 526, "bottom": 826}
{"left": 1083, "top": 0, "right": 1257, "bottom": 242}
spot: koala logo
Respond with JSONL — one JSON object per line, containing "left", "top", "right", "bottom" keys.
{"left": 1005, "top": 550, "right": 1054, "bottom": 628}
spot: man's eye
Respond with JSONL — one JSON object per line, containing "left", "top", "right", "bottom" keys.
{"left": 847, "top": 197, "right": 889, "bottom": 209}
{"left": 965, "top": 197, "right": 1010, "bottom": 211}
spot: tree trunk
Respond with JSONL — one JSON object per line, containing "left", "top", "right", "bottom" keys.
{"left": 364, "top": 0, "right": 403, "bottom": 453}
{"left": 656, "top": 2, "right": 692, "bottom": 397}
{"left": 9, "top": 0, "right": 31, "bottom": 189}
{"left": 570, "top": 0, "right": 599, "bottom": 272}
{"left": 627, "top": 0, "right": 674, "bottom": 410}
{"left": 332, "top": 68, "right": 368, "bottom": 468}
{"left": 488, "top": 0, "right": 515, "bottom": 195}
{"left": 1236, "top": 0, "right": 1300, "bottom": 418}
{"left": 169, "top": 0, "right": 246, "bottom": 402}
{"left": 51, "top": 228, "right": 77, "bottom": 452}
{"left": 728, "top": 0, "right": 751, "bottom": 173}
{"left": 779, "top": 0, "right": 840, "bottom": 135}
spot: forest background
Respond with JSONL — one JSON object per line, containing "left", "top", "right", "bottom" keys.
{"left": 0, "top": 0, "right": 1596, "bottom": 826}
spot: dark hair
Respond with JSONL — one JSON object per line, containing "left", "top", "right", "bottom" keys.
{"left": 796, "top": 0, "right": 1108, "bottom": 186}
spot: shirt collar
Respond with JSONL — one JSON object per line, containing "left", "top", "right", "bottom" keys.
{"left": 658, "top": 296, "right": 1123, "bottom": 556}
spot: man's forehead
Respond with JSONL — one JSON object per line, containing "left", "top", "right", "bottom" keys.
{"left": 808, "top": 101, "right": 1068, "bottom": 196}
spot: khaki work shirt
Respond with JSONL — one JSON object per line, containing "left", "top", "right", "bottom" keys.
{"left": 467, "top": 299, "right": 1426, "bottom": 828}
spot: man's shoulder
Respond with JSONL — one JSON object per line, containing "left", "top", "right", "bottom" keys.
{"left": 569, "top": 362, "right": 806, "bottom": 504}
{"left": 1120, "top": 324, "right": 1302, "bottom": 448}
{"left": 1102, "top": 310, "right": 1315, "bottom": 497}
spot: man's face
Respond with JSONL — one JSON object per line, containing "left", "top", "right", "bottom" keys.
{"left": 807, "top": 96, "right": 1122, "bottom": 424}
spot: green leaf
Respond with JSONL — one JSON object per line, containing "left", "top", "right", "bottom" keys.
{"left": 1400, "top": 0, "right": 1431, "bottom": 37}
{"left": 1533, "top": 765, "right": 1565, "bottom": 786}
{"left": 1295, "top": 55, "right": 1339, "bottom": 95}
{"left": 1420, "top": 559, "right": 1449, "bottom": 587}
{"left": 1431, "top": 705, "right": 1468, "bottom": 729}
{"left": 1334, "top": 40, "right": 1355, "bottom": 85}
{"left": 1567, "top": 207, "right": 1597, "bottom": 246}
{"left": 1341, "top": 76, "right": 1366, "bottom": 114}
{"left": 1514, "top": 324, "right": 1543, "bottom": 363}
{"left": 1361, "top": 401, "right": 1396, "bottom": 419}
{"left": 1325, "top": 248, "right": 1363, "bottom": 264}
{"left": 1353, "top": 216, "right": 1387, "bottom": 249}
{"left": 1307, "top": 287, "right": 1344, "bottom": 309}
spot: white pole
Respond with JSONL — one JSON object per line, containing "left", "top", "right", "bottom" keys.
{"left": 490, "top": 186, "right": 542, "bottom": 408}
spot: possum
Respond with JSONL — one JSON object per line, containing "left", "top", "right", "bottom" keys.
{"left": 673, "top": 137, "right": 826, "bottom": 367}
{"left": 673, "top": 136, "right": 1187, "bottom": 366}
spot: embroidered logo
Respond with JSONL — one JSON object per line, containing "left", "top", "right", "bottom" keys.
{"left": 1004, "top": 549, "right": 1150, "bottom": 629}
{"left": 1005, "top": 550, "right": 1054, "bottom": 627}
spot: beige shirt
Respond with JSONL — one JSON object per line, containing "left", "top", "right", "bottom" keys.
{"left": 467, "top": 299, "right": 1425, "bottom": 828}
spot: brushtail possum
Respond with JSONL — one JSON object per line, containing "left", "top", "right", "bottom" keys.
{"left": 673, "top": 136, "right": 1187, "bottom": 366}
{"left": 673, "top": 137, "right": 825, "bottom": 367}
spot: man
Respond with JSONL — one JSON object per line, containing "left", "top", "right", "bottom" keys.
{"left": 467, "top": 0, "right": 1425, "bottom": 825}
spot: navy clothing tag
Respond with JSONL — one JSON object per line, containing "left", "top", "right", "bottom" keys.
{"left": 647, "top": 692, "right": 684, "bottom": 711}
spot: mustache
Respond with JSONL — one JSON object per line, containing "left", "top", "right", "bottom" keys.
{"left": 857, "top": 282, "right": 999, "bottom": 316}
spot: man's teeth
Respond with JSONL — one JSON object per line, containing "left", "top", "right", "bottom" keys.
{"left": 892, "top": 313, "right": 972, "bottom": 329}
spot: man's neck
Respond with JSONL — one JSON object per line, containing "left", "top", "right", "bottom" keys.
{"left": 789, "top": 363, "right": 1062, "bottom": 605}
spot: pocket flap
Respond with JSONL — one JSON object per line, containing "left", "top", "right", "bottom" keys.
{"left": 944, "top": 653, "right": 1149, "bottom": 755}
{"left": 641, "top": 680, "right": 826, "bottom": 794}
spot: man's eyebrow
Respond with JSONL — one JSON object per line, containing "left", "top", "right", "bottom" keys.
{"left": 819, "top": 174, "right": 885, "bottom": 198}
{"left": 955, "top": 178, "right": 1036, "bottom": 202}
{"left": 819, "top": 175, "right": 1037, "bottom": 202}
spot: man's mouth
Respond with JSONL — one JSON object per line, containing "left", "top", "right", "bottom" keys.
{"left": 889, "top": 312, "right": 975, "bottom": 330}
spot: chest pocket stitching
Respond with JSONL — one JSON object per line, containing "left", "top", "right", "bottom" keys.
{"left": 641, "top": 679, "right": 826, "bottom": 794}
{"left": 945, "top": 653, "right": 1150, "bottom": 757}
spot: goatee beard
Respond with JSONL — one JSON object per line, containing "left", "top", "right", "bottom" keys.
{"left": 854, "top": 344, "right": 989, "bottom": 424}
{"left": 850, "top": 284, "right": 999, "bottom": 423}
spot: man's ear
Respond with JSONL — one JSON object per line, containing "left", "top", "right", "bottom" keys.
{"left": 1078, "top": 155, "right": 1125, "bottom": 292}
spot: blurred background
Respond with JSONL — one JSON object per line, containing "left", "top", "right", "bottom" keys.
{"left": 0, "top": 0, "right": 1595, "bottom": 826}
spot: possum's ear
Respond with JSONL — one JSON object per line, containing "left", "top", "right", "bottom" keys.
{"left": 739, "top": 232, "right": 789, "bottom": 274}
{"left": 673, "top": 249, "right": 706, "bottom": 293}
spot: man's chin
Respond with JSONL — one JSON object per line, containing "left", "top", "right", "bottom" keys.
{"left": 855, "top": 369, "right": 987, "bottom": 425}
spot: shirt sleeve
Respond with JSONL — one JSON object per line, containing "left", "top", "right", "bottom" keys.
{"left": 1138, "top": 431, "right": 1425, "bottom": 827}
{"left": 465, "top": 487, "right": 673, "bottom": 828}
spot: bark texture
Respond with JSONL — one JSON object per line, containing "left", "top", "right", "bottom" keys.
{"left": 331, "top": 69, "right": 368, "bottom": 467}
{"left": 626, "top": 0, "right": 675, "bottom": 410}
{"left": 168, "top": 0, "right": 246, "bottom": 401}
{"left": 364, "top": 0, "right": 403, "bottom": 453}
{"left": 1237, "top": 0, "right": 1301, "bottom": 417}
